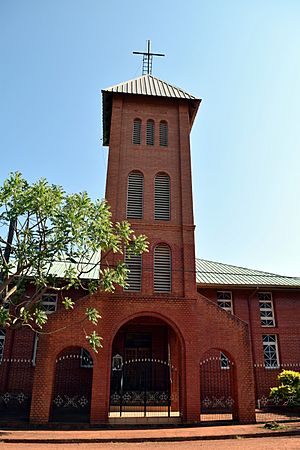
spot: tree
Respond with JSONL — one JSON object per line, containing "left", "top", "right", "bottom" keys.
{"left": 270, "top": 370, "right": 300, "bottom": 406}
{"left": 0, "top": 172, "right": 148, "bottom": 351}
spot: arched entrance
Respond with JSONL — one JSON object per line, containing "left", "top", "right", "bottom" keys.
{"left": 109, "top": 316, "right": 181, "bottom": 422}
{"left": 200, "top": 349, "right": 236, "bottom": 423}
{"left": 51, "top": 347, "right": 93, "bottom": 423}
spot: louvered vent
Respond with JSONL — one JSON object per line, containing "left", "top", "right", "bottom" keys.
{"left": 154, "top": 245, "right": 171, "bottom": 292}
{"left": 159, "top": 121, "right": 168, "bottom": 147}
{"left": 146, "top": 120, "right": 154, "bottom": 145}
{"left": 133, "top": 118, "right": 141, "bottom": 144}
{"left": 124, "top": 251, "right": 142, "bottom": 291}
{"left": 127, "top": 172, "right": 143, "bottom": 219}
{"left": 155, "top": 173, "right": 170, "bottom": 220}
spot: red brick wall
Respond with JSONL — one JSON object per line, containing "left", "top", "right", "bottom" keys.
{"left": 105, "top": 94, "right": 196, "bottom": 299}
{"left": 198, "top": 286, "right": 300, "bottom": 400}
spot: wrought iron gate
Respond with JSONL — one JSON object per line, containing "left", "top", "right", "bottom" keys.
{"left": 0, "top": 358, "right": 33, "bottom": 422}
{"left": 51, "top": 348, "right": 93, "bottom": 423}
{"left": 110, "top": 357, "right": 178, "bottom": 417}
{"left": 200, "top": 351, "right": 235, "bottom": 422}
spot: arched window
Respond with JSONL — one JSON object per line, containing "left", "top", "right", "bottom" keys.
{"left": 133, "top": 118, "right": 142, "bottom": 144}
{"left": 159, "top": 121, "right": 168, "bottom": 147}
{"left": 154, "top": 244, "right": 171, "bottom": 292}
{"left": 154, "top": 173, "right": 170, "bottom": 220}
{"left": 146, "top": 119, "right": 155, "bottom": 146}
{"left": 124, "top": 250, "right": 142, "bottom": 292}
{"left": 126, "top": 171, "right": 143, "bottom": 219}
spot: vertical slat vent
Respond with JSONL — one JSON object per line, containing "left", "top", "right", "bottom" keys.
{"left": 124, "top": 251, "right": 142, "bottom": 292}
{"left": 159, "top": 121, "right": 168, "bottom": 147}
{"left": 133, "top": 118, "right": 141, "bottom": 144}
{"left": 146, "top": 119, "right": 154, "bottom": 145}
{"left": 154, "top": 244, "right": 171, "bottom": 292}
{"left": 155, "top": 173, "right": 170, "bottom": 220}
{"left": 127, "top": 171, "right": 144, "bottom": 219}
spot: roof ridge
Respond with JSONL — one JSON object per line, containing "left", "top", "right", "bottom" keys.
{"left": 102, "top": 74, "right": 199, "bottom": 99}
{"left": 196, "top": 257, "right": 300, "bottom": 280}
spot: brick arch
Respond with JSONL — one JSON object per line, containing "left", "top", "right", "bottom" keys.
{"left": 51, "top": 345, "right": 93, "bottom": 423}
{"left": 199, "top": 348, "right": 235, "bottom": 366}
{"left": 108, "top": 311, "right": 185, "bottom": 420}
{"left": 108, "top": 310, "right": 185, "bottom": 353}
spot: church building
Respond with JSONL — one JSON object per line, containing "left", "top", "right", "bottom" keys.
{"left": 0, "top": 69, "right": 299, "bottom": 426}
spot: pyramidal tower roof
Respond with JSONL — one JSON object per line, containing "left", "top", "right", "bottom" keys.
{"left": 102, "top": 74, "right": 201, "bottom": 145}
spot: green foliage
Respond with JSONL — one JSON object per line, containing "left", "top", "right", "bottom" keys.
{"left": 270, "top": 370, "right": 300, "bottom": 406}
{"left": 0, "top": 172, "right": 148, "bottom": 350}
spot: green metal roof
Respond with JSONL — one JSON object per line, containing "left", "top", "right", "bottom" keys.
{"left": 196, "top": 258, "right": 300, "bottom": 288}
{"left": 45, "top": 252, "right": 100, "bottom": 280}
{"left": 47, "top": 255, "right": 300, "bottom": 289}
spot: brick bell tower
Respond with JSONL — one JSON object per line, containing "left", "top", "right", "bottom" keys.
{"left": 102, "top": 75, "right": 201, "bottom": 299}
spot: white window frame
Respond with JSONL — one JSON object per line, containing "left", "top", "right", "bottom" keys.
{"left": 80, "top": 348, "right": 93, "bottom": 368}
{"left": 263, "top": 334, "right": 279, "bottom": 369}
{"left": 217, "top": 291, "right": 233, "bottom": 313}
{"left": 41, "top": 293, "right": 57, "bottom": 314}
{"left": 32, "top": 333, "right": 39, "bottom": 366}
{"left": 0, "top": 329, "right": 5, "bottom": 361}
{"left": 258, "top": 292, "right": 275, "bottom": 327}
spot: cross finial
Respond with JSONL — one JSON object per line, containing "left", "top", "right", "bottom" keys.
{"left": 133, "top": 40, "right": 165, "bottom": 75}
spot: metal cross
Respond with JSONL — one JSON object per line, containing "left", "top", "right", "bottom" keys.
{"left": 133, "top": 40, "right": 165, "bottom": 75}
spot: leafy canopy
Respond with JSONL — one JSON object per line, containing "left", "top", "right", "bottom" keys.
{"left": 0, "top": 172, "right": 148, "bottom": 351}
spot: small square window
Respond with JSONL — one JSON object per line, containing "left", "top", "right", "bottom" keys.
{"left": 40, "top": 294, "right": 57, "bottom": 314}
{"left": 217, "top": 291, "right": 233, "bottom": 313}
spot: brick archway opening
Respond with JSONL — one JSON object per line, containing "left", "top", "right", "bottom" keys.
{"left": 109, "top": 316, "right": 181, "bottom": 424}
{"left": 200, "top": 348, "right": 237, "bottom": 424}
{"left": 50, "top": 346, "right": 93, "bottom": 423}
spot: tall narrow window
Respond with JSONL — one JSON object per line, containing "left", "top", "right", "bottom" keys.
{"left": 0, "top": 330, "right": 5, "bottom": 360}
{"left": 258, "top": 292, "right": 275, "bottom": 327}
{"left": 133, "top": 118, "right": 142, "bottom": 144}
{"left": 217, "top": 291, "right": 233, "bottom": 313}
{"left": 263, "top": 335, "right": 279, "bottom": 368}
{"left": 124, "top": 249, "right": 142, "bottom": 292}
{"left": 146, "top": 119, "right": 154, "bottom": 145}
{"left": 159, "top": 121, "right": 168, "bottom": 147}
{"left": 155, "top": 173, "right": 170, "bottom": 220}
{"left": 154, "top": 244, "right": 171, "bottom": 292}
{"left": 127, "top": 171, "right": 144, "bottom": 219}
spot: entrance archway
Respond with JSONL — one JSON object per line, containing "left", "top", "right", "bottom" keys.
{"left": 200, "top": 349, "right": 236, "bottom": 423}
{"left": 51, "top": 346, "right": 93, "bottom": 423}
{"left": 109, "top": 316, "right": 181, "bottom": 421}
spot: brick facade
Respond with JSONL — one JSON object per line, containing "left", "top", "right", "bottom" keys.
{"left": 2, "top": 75, "right": 298, "bottom": 425}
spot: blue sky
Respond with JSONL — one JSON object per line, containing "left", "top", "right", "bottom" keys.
{"left": 1, "top": 0, "right": 299, "bottom": 276}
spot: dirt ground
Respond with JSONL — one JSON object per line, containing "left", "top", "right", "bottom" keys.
{"left": 0, "top": 436, "right": 300, "bottom": 450}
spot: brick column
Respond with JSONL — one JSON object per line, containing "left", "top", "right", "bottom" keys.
{"left": 30, "top": 354, "right": 54, "bottom": 424}
{"left": 90, "top": 349, "right": 111, "bottom": 424}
